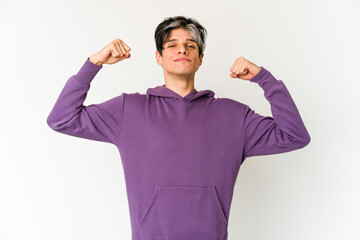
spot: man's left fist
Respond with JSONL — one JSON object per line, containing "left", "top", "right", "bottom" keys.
{"left": 229, "top": 57, "right": 261, "bottom": 81}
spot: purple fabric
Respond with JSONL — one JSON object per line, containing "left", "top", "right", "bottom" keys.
{"left": 47, "top": 58, "right": 310, "bottom": 240}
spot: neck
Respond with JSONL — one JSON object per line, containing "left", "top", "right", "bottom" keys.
{"left": 163, "top": 72, "right": 195, "bottom": 98}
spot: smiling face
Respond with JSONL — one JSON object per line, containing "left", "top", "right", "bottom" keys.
{"left": 156, "top": 28, "right": 204, "bottom": 79}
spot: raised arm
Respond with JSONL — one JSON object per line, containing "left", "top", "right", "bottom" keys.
{"left": 46, "top": 39, "right": 131, "bottom": 145}
{"left": 230, "top": 57, "right": 311, "bottom": 159}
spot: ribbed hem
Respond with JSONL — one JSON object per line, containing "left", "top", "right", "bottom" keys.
{"left": 250, "top": 66, "right": 279, "bottom": 90}
{"left": 74, "top": 57, "right": 103, "bottom": 85}
{"left": 250, "top": 66, "right": 267, "bottom": 83}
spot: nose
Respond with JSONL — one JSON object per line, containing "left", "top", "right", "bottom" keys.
{"left": 177, "top": 45, "right": 188, "bottom": 55}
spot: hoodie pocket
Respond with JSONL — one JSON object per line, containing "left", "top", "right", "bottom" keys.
{"left": 139, "top": 185, "right": 228, "bottom": 240}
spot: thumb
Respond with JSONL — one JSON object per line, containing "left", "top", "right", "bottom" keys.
{"left": 230, "top": 72, "right": 237, "bottom": 78}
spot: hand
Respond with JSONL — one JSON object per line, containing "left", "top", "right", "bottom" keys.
{"left": 89, "top": 38, "right": 131, "bottom": 65}
{"left": 229, "top": 57, "right": 261, "bottom": 81}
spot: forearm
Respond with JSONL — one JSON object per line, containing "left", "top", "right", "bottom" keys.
{"left": 47, "top": 58, "right": 102, "bottom": 130}
{"left": 244, "top": 67, "right": 311, "bottom": 157}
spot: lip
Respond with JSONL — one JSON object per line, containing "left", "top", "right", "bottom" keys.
{"left": 174, "top": 58, "right": 191, "bottom": 62}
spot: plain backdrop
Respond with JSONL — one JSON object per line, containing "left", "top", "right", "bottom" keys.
{"left": 1, "top": 0, "right": 359, "bottom": 239}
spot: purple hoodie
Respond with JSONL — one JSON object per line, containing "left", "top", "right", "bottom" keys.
{"left": 47, "top": 57, "right": 310, "bottom": 240}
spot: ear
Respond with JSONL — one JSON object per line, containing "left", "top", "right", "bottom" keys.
{"left": 199, "top": 53, "right": 204, "bottom": 66}
{"left": 155, "top": 50, "right": 163, "bottom": 66}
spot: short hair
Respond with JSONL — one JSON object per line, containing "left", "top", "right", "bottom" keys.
{"left": 154, "top": 16, "right": 207, "bottom": 57}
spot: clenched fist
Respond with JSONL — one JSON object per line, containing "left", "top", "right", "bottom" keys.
{"left": 229, "top": 57, "right": 261, "bottom": 81}
{"left": 89, "top": 38, "right": 131, "bottom": 66}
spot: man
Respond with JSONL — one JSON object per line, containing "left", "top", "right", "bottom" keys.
{"left": 47, "top": 16, "right": 310, "bottom": 240}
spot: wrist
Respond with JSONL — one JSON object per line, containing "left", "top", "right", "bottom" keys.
{"left": 89, "top": 56, "right": 103, "bottom": 66}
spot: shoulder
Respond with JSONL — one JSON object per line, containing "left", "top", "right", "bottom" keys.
{"left": 211, "top": 96, "right": 248, "bottom": 111}
{"left": 123, "top": 92, "right": 145, "bottom": 98}
{"left": 121, "top": 92, "right": 147, "bottom": 106}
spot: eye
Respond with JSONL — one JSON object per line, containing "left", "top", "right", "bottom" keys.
{"left": 168, "top": 45, "right": 175, "bottom": 48}
{"left": 186, "top": 44, "right": 197, "bottom": 49}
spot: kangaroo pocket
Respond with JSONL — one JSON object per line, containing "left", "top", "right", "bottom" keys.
{"left": 139, "top": 185, "right": 228, "bottom": 240}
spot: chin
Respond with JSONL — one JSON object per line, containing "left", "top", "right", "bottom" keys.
{"left": 175, "top": 71, "right": 195, "bottom": 76}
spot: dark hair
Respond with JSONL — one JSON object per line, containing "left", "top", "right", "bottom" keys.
{"left": 154, "top": 16, "right": 207, "bottom": 57}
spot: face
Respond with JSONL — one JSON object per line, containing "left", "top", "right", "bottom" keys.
{"left": 156, "top": 28, "right": 204, "bottom": 78}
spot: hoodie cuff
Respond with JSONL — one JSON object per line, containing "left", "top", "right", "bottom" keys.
{"left": 74, "top": 57, "right": 103, "bottom": 85}
{"left": 250, "top": 66, "right": 279, "bottom": 90}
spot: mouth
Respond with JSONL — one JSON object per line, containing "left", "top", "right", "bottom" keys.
{"left": 175, "top": 58, "right": 191, "bottom": 62}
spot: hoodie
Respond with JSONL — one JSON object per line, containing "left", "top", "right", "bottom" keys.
{"left": 47, "top": 57, "right": 311, "bottom": 240}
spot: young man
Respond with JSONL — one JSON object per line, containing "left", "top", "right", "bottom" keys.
{"left": 47, "top": 16, "right": 310, "bottom": 240}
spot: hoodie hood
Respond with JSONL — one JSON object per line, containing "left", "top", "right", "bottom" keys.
{"left": 146, "top": 84, "right": 215, "bottom": 101}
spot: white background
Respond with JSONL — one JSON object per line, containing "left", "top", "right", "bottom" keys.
{"left": 1, "top": 0, "right": 359, "bottom": 239}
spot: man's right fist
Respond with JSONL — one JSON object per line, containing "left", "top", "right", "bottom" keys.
{"left": 89, "top": 38, "right": 131, "bottom": 66}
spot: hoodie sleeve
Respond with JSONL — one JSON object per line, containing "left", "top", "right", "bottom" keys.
{"left": 242, "top": 66, "right": 311, "bottom": 158}
{"left": 46, "top": 57, "right": 125, "bottom": 145}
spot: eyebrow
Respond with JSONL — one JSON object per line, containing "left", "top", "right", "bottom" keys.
{"left": 164, "top": 39, "right": 197, "bottom": 44}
